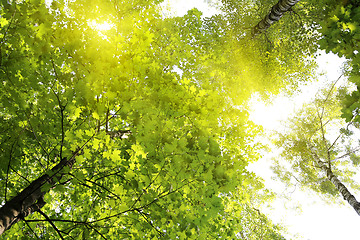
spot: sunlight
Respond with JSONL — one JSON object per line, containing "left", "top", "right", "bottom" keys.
{"left": 249, "top": 51, "right": 347, "bottom": 131}
{"left": 87, "top": 20, "right": 114, "bottom": 40}
{"left": 249, "top": 94, "right": 295, "bottom": 131}
{"left": 88, "top": 19, "right": 114, "bottom": 32}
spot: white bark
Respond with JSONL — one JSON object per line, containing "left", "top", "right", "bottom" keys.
{"left": 310, "top": 148, "right": 360, "bottom": 215}
{"left": 325, "top": 167, "right": 360, "bottom": 215}
{"left": 252, "top": 0, "right": 301, "bottom": 36}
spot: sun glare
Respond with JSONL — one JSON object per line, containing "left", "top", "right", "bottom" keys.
{"left": 88, "top": 20, "right": 114, "bottom": 32}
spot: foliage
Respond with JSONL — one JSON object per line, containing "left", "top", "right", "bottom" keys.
{"left": 318, "top": 1, "right": 360, "bottom": 61}
{"left": 0, "top": 0, "right": 296, "bottom": 239}
{"left": 314, "top": 0, "right": 360, "bottom": 124}
{"left": 273, "top": 81, "right": 360, "bottom": 203}
{"left": 219, "top": 0, "right": 318, "bottom": 95}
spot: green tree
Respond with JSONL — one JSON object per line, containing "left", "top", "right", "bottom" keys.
{"left": 318, "top": 0, "right": 360, "bottom": 66}
{"left": 319, "top": 1, "right": 360, "bottom": 128}
{"left": 219, "top": 0, "right": 318, "bottom": 94}
{"left": 0, "top": 0, "right": 292, "bottom": 239}
{"left": 273, "top": 79, "right": 360, "bottom": 215}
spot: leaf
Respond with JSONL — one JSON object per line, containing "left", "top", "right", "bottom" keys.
{"left": 41, "top": 183, "right": 52, "bottom": 192}
{"left": 76, "top": 155, "right": 85, "bottom": 164}
{"left": 111, "top": 149, "right": 121, "bottom": 162}
{"left": 103, "top": 150, "right": 111, "bottom": 159}
{"left": 0, "top": 17, "right": 8, "bottom": 27}
{"left": 92, "top": 111, "right": 100, "bottom": 120}
{"left": 54, "top": 184, "right": 66, "bottom": 193}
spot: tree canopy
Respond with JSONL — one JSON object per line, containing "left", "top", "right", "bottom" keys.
{"left": 0, "top": 0, "right": 300, "bottom": 239}
{"left": 1, "top": 0, "right": 360, "bottom": 239}
{"left": 273, "top": 80, "right": 360, "bottom": 213}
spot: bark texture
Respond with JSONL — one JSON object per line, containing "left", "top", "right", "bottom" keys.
{"left": 0, "top": 156, "right": 76, "bottom": 235}
{"left": 325, "top": 167, "right": 360, "bottom": 215}
{"left": 311, "top": 149, "right": 360, "bottom": 215}
{"left": 252, "top": 0, "right": 301, "bottom": 36}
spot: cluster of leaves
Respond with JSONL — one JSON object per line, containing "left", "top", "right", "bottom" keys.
{"left": 219, "top": 0, "right": 318, "bottom": 95}
{"left": 0, "top": 0, "right": 295, "bottom": 239}
{"left": 314, "top": 1, "right": 360, "bottom": 123}
{"left": 318, "top": 1, "right": 360, "bottom": 60}
{"left": 273, "top": 83, "right": 360, "bottom": 203}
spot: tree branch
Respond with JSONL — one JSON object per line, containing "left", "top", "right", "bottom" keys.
{"left": 37, "top": 209, "right": 65, "bottom": 240}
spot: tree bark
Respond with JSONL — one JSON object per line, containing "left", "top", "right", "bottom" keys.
{"left": 310, "top": 148, "right": 360, "bottom": 215}
{"left": 325, "top": 167, "right": 360, "bottom": 215}
{"left": 0, "top": 156, "right": 76, "bottom": 235}
{"left": 252, "top": 0, "right": 301, "bottom": 37}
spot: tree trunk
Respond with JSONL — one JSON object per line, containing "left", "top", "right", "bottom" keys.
{"left": 325, "top": 167, "right": 360, "bottom": 215}
{"left": 0, "top": 156, "right": 76, "bottom": 235}
{"left": 310, "top": 148, "right": 360, "bottom": 215}
{"left": 252, "top": 0, "right": 301, "bottom": 36}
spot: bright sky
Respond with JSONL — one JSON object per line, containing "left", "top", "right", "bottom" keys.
{"left": 161, "top": 1, "right": 360, "bottom": 239}
{"left": 160, "top": 0, "right": 220, "bottom": 18}
{"left": 249, "top": 52, "right": 360, "bottom": 240}
{"left": 251, "top": 54, "right": 360, "bottom": 240}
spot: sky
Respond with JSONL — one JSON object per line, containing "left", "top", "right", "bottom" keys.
{"left": 160, "top": 1, "right": 360, "bottom": 239}
{"left": 249, "top": 52, "right": 360, "bottom": 240}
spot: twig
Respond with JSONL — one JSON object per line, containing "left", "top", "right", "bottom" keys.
{"left": 23, "top": 219, "right": 41, "bottom": 239}
{"left": 37, "top": 209, "right": 65, "bottom": 240}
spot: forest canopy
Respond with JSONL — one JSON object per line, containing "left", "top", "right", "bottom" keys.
{"left": 0, "top": 0, "right": 359, "bottom": 239}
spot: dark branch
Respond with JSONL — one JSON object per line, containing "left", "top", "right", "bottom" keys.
{"left": 37, "top": 209, "right": 65, "bottom": 240}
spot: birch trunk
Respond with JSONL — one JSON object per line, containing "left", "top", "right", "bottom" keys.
{"left": 325, "top": 167, "right": 360, "bottom": 215}
{"left": 311, "top": 150, "right": 360, "bottom": 215}
{"left": 0, "top": 156, "right": 76, "bottom": 235}
{"left": 252, "top": 0, "right": 301, "bottom": 36}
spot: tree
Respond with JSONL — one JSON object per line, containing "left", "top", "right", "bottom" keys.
{"left": 240, "top": 0, "right": 360, "bottom": 218}
{"left": 318, "top": 1, "right": 360, "bottom": 130}
{"left": 219, "top": 0, "right": 318, "bottom": 95}
{"left": 273, "top": 79, "right": 360, "bottom": 215}
{"left": 318, "top": 0, "right": 360, "bottom": 66}
{"left": 0, "top": 0, "right": 294, "bottom": 238}
{"left": 252, "top": 0, "right": 301, "bottom": 36}
{"left": 227, "top": 0, "right": 360, "bottom": 217}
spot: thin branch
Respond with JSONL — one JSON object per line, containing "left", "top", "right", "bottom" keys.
{"left": 130, "top": 158, "right": 168, "bottom": 210}
{"left": 25, "top": 117, "right": 51, "bottom": 163}
{"left": 333, "top": 146, "right": 360, "bottom": 162}
{"left": 26, "top": 219, "right": 88, "bottom": 224}
{"left": 68, "top": 173, "right": 122, "bottom": 200}
{"left": 87, "top": 224, "right": 108, "bottom": 240}
{"left": 0, "top": 8, "right": 17, "bottom": 49}
{"left": 328, "top": 121, "right": 354, "bottom": 151}
{"left": 9, "top": 165, "right": 31, "bottom": 183}
{"left": 311, "top": 118, "right": 332, "bottom": 138}
{"left": 5, "top": 140, "right": 17, "bottom": 202}
{"left": 328, "top": 133, "right": 342, "bottom": 152}
{"left": 315, "top": 107, "right": 331, "bottom": 167}
{"left": 93, "top": 170, "right": 125, "bottom": 182}
{"left": 137, "top": 210, "right": 163, "bottom": 237}
{"left": 313, "top": 75, "right": 344, "bottom": 168}
{"left": 37, "top": 209, "right": 65, "bottom": 240}
{"left": 105, "top": 107, "right": 109, "bottom": 133}
{"left": 48, "top": 61, "right": 66, "bottom": 162}
{"left": 87, "top": 208, "right": 135, "bottom": 224}
{"left": 23, "top": 219, "right": 40, "bottom": 239}
{"left": 319, "top": 74, "right": 343, "bottom": 120}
